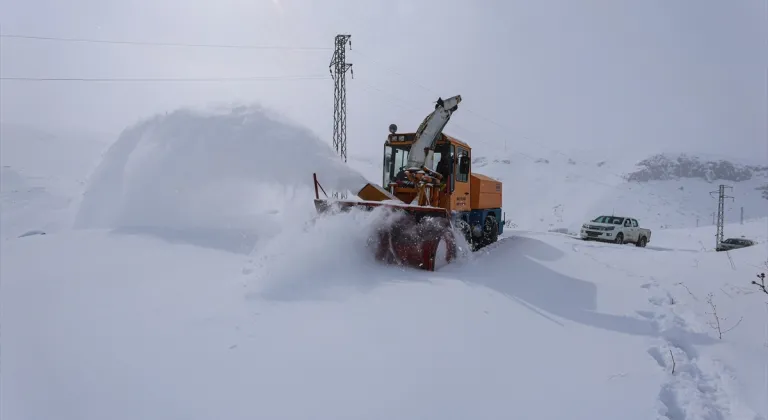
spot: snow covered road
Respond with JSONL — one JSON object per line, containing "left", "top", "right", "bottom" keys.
{"left": 3, "top": 221, "right": 765, "bottom": 420}
{"left": 2, "top": 108, "right": 765, "bottom": 420}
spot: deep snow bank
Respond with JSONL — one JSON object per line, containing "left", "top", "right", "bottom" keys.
{"left": 571, "top": 219, "right": 768, "bottom": 419}
{"left": 7, "top": 220, "right": 766, "bottom": 419}
{"left": 74, "top": 105, "right": 368, "bottom": 248}
{"left": 468, "top": 152, "right": 768, "bottom": 233}
{"left": 0, "top": 123, "right": 109, "bottom": 187}
{"left": 0, "top": 124, "right": 110, "bottom": 238}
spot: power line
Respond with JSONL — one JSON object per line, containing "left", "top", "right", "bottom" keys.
{"left": 353, "top": 64, "right": 648, "bottom": 193}
{"left": 355, "top": 47, "right": 576, "bottom": 159}
{"left": 351, "top": 47, "right": 640, "bottom": 187}
{"left": 1, "top": 34, "right": 658, "bottom": 193}
{"left": 0, "top": 75, "right": 331, "bottom": 83}
{"left": 355, "top": 78, "right": 620, "bottom": 190}
{"left": 0, "top": 33, "right": 331, "bottom": 51}
{"left": 353, "top": 75, "right": 623, "bottom": 189}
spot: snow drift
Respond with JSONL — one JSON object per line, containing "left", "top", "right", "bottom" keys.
{"left": 4, "top": 218, "right": 766, "bottom": 420}
{"left": 74, "top": 105, "right": 368, "bottom": 250}
{"left": 346, "top": 144, "right": 767, "bottom": 237}
{"left": 467, "top": 151, "right": 768, "bottom": 234}
{"left": 0, "top": 123, "right": 109, "bottom": 238}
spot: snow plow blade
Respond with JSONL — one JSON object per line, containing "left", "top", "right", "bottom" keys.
{"left": 312, "top": 173, "right": 457, "bottom": 271}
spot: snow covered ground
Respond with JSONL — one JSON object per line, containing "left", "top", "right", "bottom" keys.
{"left": 0, "top": 123, "right": 111, "bottom": 239}
{"left": 351, "top": 147, "right": 768, "bottom": 235}
{"left": 2, "top": 106, "right": 766, "bottom": 420}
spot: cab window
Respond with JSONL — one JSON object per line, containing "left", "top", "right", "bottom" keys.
{"left": 456, "top": 147, "right": 469, "bottom": 183}
{"left": 383, "top": 144, "right": 410, "bottom": 186}
{"left": 433, "top": 143, "right": 454, "bottom": 192}
{"left": 449, "top": 144, "right": 455, "bottom": 191}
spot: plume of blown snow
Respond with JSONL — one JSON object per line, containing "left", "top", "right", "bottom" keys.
{"left": 74, "top": 105, "right": 368, "bottom": 240}
{"left": 248, "top": 206, "right": 410, "bottom": 301}
{"left": 248, "top": 205, "right": 474, "bottom": 301}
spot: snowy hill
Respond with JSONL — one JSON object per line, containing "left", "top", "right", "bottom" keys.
{"left": 626, "top": 153, "right": 768, "bottom": 183}
{"left": 349, "top": 146, "right": 767, "bottom": 236}
{"left": 2, "top": 105, "right": 767, "bottom": 420}
{"left": 427, "top": 148, "right": 766, "bottom": 235}
{"left": 4, "top": 217, "right": 766, "bottom": 420}
{"left": 0, "top": 123, "right": 110, "bottom": 239}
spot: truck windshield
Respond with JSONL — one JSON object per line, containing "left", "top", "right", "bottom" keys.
{"left": 592, "top": 216, "right": 625, "bottom": 225}
{"left": 383, "top": 144, "right": 410, "bottom": 186}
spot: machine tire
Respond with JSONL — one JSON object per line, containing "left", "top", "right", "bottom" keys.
{"left": 636, "top": 236, "right": 647, "bottom": 248}
{"left": 454, "top": 219, "right": 474, "bottom": 250}
{"left": 481, "top": 215, "right": 499, "bottom": 248}
{"left": 615, "top": 233, "right": 624, "bottom": 245}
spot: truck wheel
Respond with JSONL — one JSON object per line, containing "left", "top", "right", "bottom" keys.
{"left": 636, "top": 236, "right": 647, "bottom": 247}
{"left": 614, "top": 233, "right": 624, "bottom": 245}
{"left": 481, "top": 215, "right": 499, "bottom": 247}
{"left": 454, "top": 219, "right": 474, "bottom": 250}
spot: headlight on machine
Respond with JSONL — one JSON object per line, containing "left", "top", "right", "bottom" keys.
{"left": 605, "top": 226, "right": 615, "bottom": 231}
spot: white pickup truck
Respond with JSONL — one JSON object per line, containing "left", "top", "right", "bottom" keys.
{"left": 579, "top": 215, "right": 651, "bottom": 247}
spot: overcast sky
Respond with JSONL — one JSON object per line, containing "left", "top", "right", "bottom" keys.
{"left": 1, "top": 0, "right": 766, "bottom": 161}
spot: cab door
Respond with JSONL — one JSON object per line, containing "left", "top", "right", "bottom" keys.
{"left": 631, "top": 219, "right": 640, "bottom": 241}
{"left": 622, "top": 218, "right": 633, "bottom": 242}
{"left": 451, "top": 146, "right": 471, "bottom": 212}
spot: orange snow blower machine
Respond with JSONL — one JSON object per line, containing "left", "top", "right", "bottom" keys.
{"left": 312, "top": 95, "right": 505, "bottom": 271}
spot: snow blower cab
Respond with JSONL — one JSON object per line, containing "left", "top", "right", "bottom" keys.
{"left": 312, "top": 95, "right": 504, "bottom": 271}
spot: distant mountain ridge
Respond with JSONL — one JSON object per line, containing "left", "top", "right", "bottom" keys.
{"left": 626, "top": 153, "right": 768, "bottom": 184}
{"left": 448, "top": 149, "right": 768, "bottom": 231}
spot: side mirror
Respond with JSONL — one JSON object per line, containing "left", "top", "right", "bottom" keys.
{"left": 459, "top": 155, "right": 470, "bottom": 174}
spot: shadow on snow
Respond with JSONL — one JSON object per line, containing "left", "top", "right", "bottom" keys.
{"left": 109, "top": 226, "right": 260, "bottom": 254}
{"left": 446, "top": 236, "right": 716, "bottom": 344}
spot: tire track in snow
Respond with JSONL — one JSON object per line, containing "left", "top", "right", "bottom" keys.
{"left": 639, "top": 280, "right": 764, "bottom": 420}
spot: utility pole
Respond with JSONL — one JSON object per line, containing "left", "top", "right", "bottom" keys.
{"left": 740, "top": 206, "right": 744, "bottom": 225}
{"left": 709, "top": 184, "right": 734, "bottom": 248}
{"left": 329, "top": 34, "right": 353, "bottom": 163}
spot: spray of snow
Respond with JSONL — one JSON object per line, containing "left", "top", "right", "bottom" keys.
{"left": 73, "top": 105, "right": 369, "bottom": 250}
{"left": 248, "top": 204, "right": 474, "bottom": 301}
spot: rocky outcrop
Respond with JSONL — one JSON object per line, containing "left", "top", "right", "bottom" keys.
{"left": 757, "top": 184, "right": 768, "bottom": 200}
{"left": 626, "top": 154, "right": 768, "bottom": 183}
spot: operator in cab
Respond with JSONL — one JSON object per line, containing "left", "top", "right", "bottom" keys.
{"left": 436, "top": 152, "right": 451, "bottom": 179}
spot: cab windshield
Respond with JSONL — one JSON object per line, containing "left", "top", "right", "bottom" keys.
{"left": 383, "top": 144, "right": 410, "bottom": 186}
{"left": 592, "top": 216, "right": 625, "bottom": 225}
{"left": 383, "top": 142, "right": 454, "bottom": 188}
